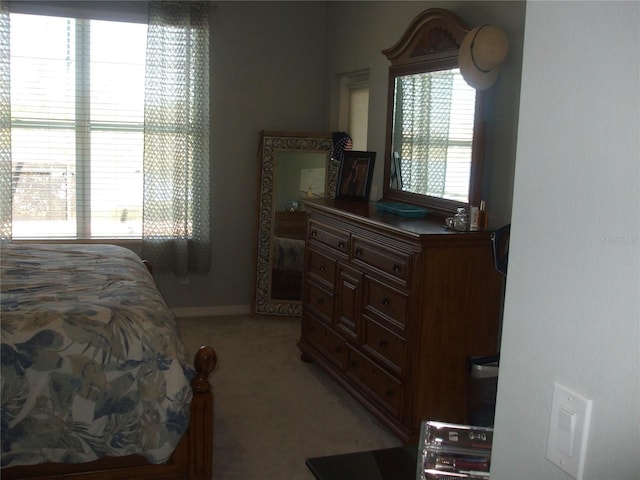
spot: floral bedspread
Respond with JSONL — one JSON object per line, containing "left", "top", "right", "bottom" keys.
{"left": 0, "top": 244, "right": 194, "bottom": 468}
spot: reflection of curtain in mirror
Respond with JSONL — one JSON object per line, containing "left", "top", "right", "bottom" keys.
{"left": 395, "top": 71, "right": 454, "bottom": 197}
{"left": 0, "top": 0, "right": 10, "bottom": 242}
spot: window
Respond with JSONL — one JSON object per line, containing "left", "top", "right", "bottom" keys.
{"left": 338, "top": 70, "right": 369, "bottom": 151}
{"left": 10, "top": 13, "right": 146, "bottom": 239}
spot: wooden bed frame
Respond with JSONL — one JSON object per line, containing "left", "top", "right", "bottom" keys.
{"left": 2, "top": 345, "right": 217, "bottom": 480}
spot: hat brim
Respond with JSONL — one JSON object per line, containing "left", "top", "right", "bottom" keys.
{"left": 459, "top": 26, "right": 501, "bottom": 91}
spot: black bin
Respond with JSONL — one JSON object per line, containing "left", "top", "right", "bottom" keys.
{"left": 467, "top": 355, "right": 499, "bottom": 427}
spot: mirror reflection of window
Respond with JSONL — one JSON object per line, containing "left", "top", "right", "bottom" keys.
{"left": 339, "top": 70, "right": 369, "bottom": 150}
{"left": 391, "top": 68, "right": 476, "bottom": 203}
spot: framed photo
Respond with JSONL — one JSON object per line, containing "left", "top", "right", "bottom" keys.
{"left": 335, "top": 151, "right": 376, "bottom": 200}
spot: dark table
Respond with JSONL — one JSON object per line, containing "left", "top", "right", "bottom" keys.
{"left": 306, "top": 445, "right": 418, "bottom": 480}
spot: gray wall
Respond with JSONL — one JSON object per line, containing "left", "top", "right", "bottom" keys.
{"left": 492, "top": 2, "right": 640, "bottom": 478}
{"left": 158, "top": 1, "right": 526, "bottom": 312}
{"left": 156, "top": 1, "right": 327, "bottom": 311}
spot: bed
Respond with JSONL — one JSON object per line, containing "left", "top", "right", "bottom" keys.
{"left": 270, "top": 236, "right": 305, "bottom": 301}
{"left": 0, "top": 243, "right": 216, "bottom": 480}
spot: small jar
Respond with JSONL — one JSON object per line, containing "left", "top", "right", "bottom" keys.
{"left": 285, "top": 200, "right": 299, "bottom": 212}
{"left": 453, "top": 207, "right": 468, "bottom": 231}
{"left": 445, "top": 216, "right": 455, "bottom": 229}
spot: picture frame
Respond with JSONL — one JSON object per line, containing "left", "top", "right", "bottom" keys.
{"left": 335, "top": 150, "right": 376, "bottom": 200}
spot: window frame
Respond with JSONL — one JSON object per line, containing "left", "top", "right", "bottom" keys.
{"left": 9, "top": 9, "right": 147, "bottom": 241}
{"left": 338, "top": 69, "right": 369, "bottom": 151}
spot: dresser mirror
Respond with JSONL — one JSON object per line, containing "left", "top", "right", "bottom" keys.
{"left": 253, "top": 131, "right": 335, "bottom": 316}
{"left": 382, "top": 8, "right": 485, "bottom": 215}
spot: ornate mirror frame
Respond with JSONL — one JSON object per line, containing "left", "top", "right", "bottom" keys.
{"left": 253, "top": 131, "right": 336, "bottom": 316}
{"left": 382, "top": 8, "right": 486, "bottom": 215}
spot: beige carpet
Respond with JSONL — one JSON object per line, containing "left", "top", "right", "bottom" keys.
{"left": 176, "top": 315, "right": 401, "bottom": 479}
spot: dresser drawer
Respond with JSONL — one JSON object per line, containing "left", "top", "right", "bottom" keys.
{"left": 303, "top": 314, "right": 346, "bottom": 370}
{"left": 363, "top": 277, "right": 409, "bottom": 331}
{"left": 305, "top": 282, "right": 334, "bottom": 321}
{"left": 273, "top": 211, "right": 307, "bottom": 240}
{"left": 306, "top": 248, "right": 336, "bottom": 287}
{"left": 362, "top": 317, "right": 406, "bottom": 376}
{"left": 347, "top": 347, "right": 403, "bottom": 416}
{"left": 352, "top": 236, "right": 412, "bottom": 284}
{"left": 308, "top": 221, "right": 349, "bottom": 255}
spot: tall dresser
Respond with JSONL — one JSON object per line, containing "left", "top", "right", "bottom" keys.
{"left": 298, "top": 198, "right": 504, "bottom": 442}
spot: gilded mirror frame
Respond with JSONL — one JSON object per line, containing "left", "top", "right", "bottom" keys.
{"left": 382, "top": 8, "right": 486, "bottom": 215}
{"left": 253, "top": 131, "right": 336, "bottom": 316}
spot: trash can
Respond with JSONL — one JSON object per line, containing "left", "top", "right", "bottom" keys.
{"left": 467, "top": 355, "right": 499, "bottom": 427}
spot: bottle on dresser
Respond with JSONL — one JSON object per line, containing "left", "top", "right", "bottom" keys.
{"left": 478, "top": 200, "right": 489, "bottom": 230}
{"left": 453, "top": 207, "right": 469, "bottom": 231}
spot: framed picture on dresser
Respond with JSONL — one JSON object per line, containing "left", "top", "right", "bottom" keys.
{"left": 336, "top": 150, "right": 376, "bottom": 200}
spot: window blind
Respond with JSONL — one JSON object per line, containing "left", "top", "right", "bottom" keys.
{"left": 10, "top": 13, "right": 146, "bottom": 239}
{"left": 348, "top": 87, "right": 369, "bottom": 151}
{"left": 339, "top": 70, "right": 369, "bottom": 151}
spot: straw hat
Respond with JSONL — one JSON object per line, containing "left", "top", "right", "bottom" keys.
{"left": 459, "top": 25, "right": 509, "bottom": 90}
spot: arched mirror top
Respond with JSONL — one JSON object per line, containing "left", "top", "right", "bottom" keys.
{"left": 382, "top": 8, "right": 485, "bottom": 215}
{"left": 382, "top": 8, "right": 468, "bottom": 68}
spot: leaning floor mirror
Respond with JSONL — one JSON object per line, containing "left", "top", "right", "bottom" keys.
{"left": 253, "top": 131, "right": 337, "bottom": 316}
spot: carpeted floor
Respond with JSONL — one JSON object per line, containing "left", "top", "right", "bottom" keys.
{"left": 176, "top": 315, "right": 401, "bottom": 479}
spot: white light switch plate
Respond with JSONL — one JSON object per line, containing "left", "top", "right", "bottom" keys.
{"left": 546, "top": 382, "right": 593, "bottom": 479}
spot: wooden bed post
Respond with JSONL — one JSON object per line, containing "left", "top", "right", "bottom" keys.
{"left": 189, "top": 345, "right": 217, "bottom": 480}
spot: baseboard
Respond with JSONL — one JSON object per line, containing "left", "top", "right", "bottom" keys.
{"left": 172, "top": 305, "right": 251, "bottom": 318}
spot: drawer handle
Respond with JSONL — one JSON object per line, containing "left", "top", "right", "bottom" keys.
{"left": 311, "top": 230, "right": 318, "bottom": 237}
{"left": 337, "top": 241, "right": 345, "bottom": 249}
{"left": 355, "top": 248, "right": 363, "bottom": 256}
{"left": 318, "top": 264, "right": 325, "bottom": 272}
{"left": 392, "top": 264, "right": 401, "bottom": 273}
{"left": 381, "top": 298, "right": 390, "bottom": 306}
{"left": 379, "top": 340, "right": 388, "bottom": 348}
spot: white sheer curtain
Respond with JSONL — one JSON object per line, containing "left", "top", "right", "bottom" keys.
{"left": 142, "top": 1, "right": 211, "bottom": 276}
{"left": 0, "top": 0, "right": 10, "bottom": 243}
{"left": 0, "top": 1, "right": 211, "bottom": 266}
